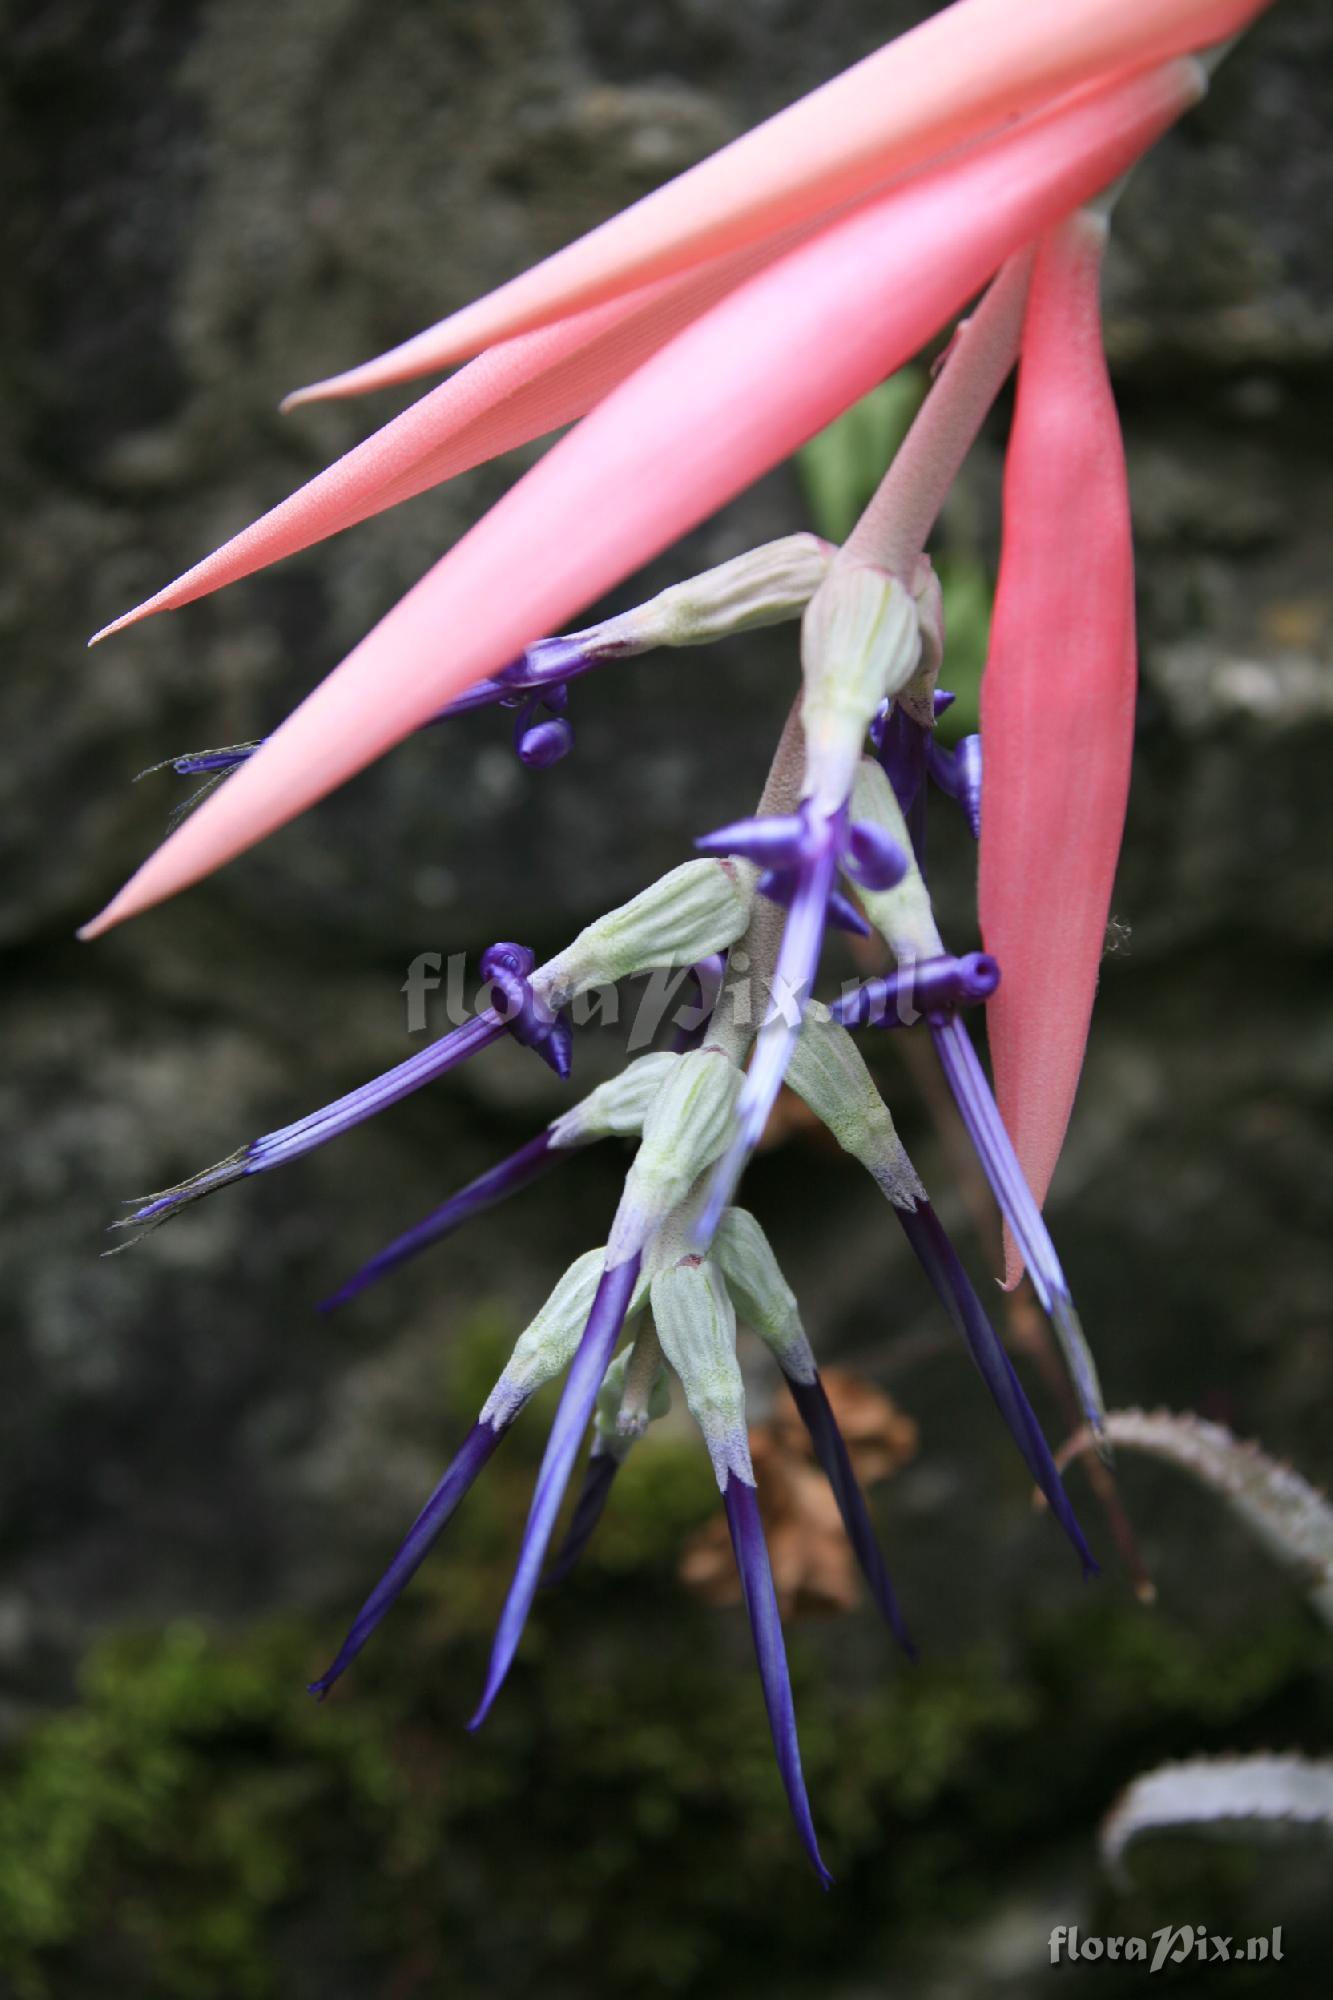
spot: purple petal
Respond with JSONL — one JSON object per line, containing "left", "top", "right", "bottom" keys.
{"left": 830, "top": 953, "right": 999, "bottom": 1030}
{"left": 250, "top": 1009, "right": 504, "bottom": 1172}
{"left": 694, "top": 834, "right": 835, "bottom": 1246}
{"left": 928, "top": 1015, "right": 1105, "bottom": 1439}
{"left": 784, "top": 1372, "right": 915, "bottom": 1657}
{"left": 894, "top": 1200, "right": 1096, "bottom": 1576}
{"left": 502, "top": 633, "right": 595, "bottom": 690}
{"left": 118, "top": 1009, "right": 511, "bottom": 1237}
{"left": 723, "top": 1479, "right": 832, "bottom": 1887}
{"left": 533, "top": 1011, "right": 573, "bottom": 1079}
{"left": 928, "top": 733, "right": 982, "bottom": 839}
{"left": 308, "top": 1419, "right": 507, "bottom": 1697}
{"left": 872, "top": 702, "right": 929, "bottom": 816}
{"left": 320, "top": 1130, "right": 562, "bottom": 1310}
{"left": 844, "top": 820, "right": 908, "bottom": 891}
{"left": 470, "top": 1254, "right": 641, "bottom": 1728}
{"left": 541, "top": 1449, "right": 620, "bottom": 1589}
{"left": 695, "top": 813, "right": 808, "bottom": 869}
{"left": 431, "top": 677, "right": 511, "bottom": 717}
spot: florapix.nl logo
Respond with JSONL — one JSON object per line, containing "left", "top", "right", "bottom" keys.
{"left": 1049, "top": 1925, "right": 1283, "bottom": 1972}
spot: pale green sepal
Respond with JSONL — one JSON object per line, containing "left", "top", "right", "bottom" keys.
{"left": 849, "top": 757, "right": 945, "bottom": 964}
{"left": 479, "top": 1247, "right": 649, "bottom": 1429}
{"left": 650, "top": 1258, "right": 753, "bottom": 1490}
{"left": 587, "top": 534, "right": 833, "bottom": 655}
{"left": 536, "top": 860, "right": 753, "bottom": 1010}
{"left": 800, "top": 562, "right": 921, "bottom": 813}
{"left": 547, "top": 1051, "right": 680, "bottom": 1150}
{"left": 712, "top": 1207, "right": 816, "bottom": 1385}
{"left": 786, "top": 1011, "right": 926, "bottom": 1212}
{"left": 608, "top": 1048, "right": 742, "bottom": 1266}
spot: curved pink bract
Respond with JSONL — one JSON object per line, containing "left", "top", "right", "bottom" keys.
{"left": 91, "top": 236, "right": 795, "bottom": 645}
{"left": 289, "top": 0, "right": 1265, "bottom": 403}
{"left": 82, "top": 60, "right": 1197, "bottom": 939}
{"left": 979, "top": 212, "right": 1137, "bottom": 1288}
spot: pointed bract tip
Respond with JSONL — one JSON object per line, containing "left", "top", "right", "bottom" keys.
{"left": 279, "top": 366, "right": 366, "bottom": 412}
{"left": 78, "top": 868, "right": 160, "bottom": 940}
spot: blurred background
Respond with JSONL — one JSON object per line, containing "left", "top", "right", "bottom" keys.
{"left": 3, "top": 1, "right": 1331, "bottom": 1993}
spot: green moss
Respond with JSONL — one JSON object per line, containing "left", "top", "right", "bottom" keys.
{"left": 1, "top": 1572, "right": 1326, "bottom": 1998}
{"left": 2, "top": 1307, "right": 1329, "bottom": 2000}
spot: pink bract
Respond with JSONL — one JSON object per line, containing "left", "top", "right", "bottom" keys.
{"left": 979, "top": 211, "right": 1138, "bottom": 1288}
{"left": 289, "top": 0, "right": 1264, "bottom": 403}
{"left": 82, "top": 59, "right": 1197, "bottom": 938}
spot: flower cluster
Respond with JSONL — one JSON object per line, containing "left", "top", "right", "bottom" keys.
{"left": 87, "top": 0, "right": 1274, "bottom": 1880}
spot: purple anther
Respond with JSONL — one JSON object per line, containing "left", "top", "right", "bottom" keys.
{"left": 830, "top": 952, "right": 1000, "bottom": 1030}
{"left": 516, "top": 715, "right": 574, "bottom": 768}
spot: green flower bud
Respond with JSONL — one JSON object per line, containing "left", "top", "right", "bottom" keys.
{"left": 547, "top": 1051, "right": 680, "bottom": 1150}
{"left": 800, "top": 561, "right": 921, "bottom": 811}
{"left": 712, "top": 1206, "right": 816, "bottom": 1384}
{"left": 650, "top": 1257, "right": 752, "bottom": 1488}
{"left": 480, "top": 1248, "right": 648, "bottom": 1428}
{"left": 587, "top": 533, "right": 834, "bottom": 655}
{"left": 786, "top": 1010, "right": 925, "bottom": 1211}
{"left": 608, "top": 1048, "right": 742, "bottom": 1265}
{"left": 536, "top": 860, "right": 752, "bottom": 1010}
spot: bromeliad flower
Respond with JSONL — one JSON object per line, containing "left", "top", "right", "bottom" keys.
{"left": 81, "top": 0, "right": 1277, "bottom": 1880}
